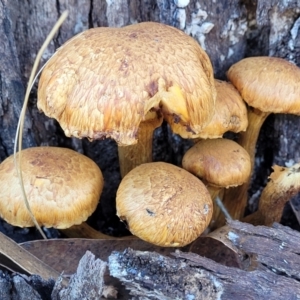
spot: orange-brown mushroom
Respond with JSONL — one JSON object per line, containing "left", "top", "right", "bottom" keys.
{"left": 182, "top": 138, "right": 251, "bottom": 229}
{"left": 0, "top": 147, "right": 103, "bottom": 229}
{"left": 176, "top": 79, "right": 248, "bottom": 140}
{"left": 38, "top": 22, "right": 216, "bottom": 177}
{"left": 244, "top": 162, "right": 300, "bottom": 226}
{"left": 222, "top": 56, "right": 300, "bottom": 221}
{"left": 116, "top": 162, "right": 213, "bottom": 247}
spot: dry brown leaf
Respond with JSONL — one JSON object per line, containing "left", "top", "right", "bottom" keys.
{"left": 60, "top": 222, "right": 136, "bottom": 240}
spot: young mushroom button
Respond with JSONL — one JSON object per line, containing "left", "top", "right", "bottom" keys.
{"left": 37, "top": 22, "right": 216, "bottom": 178}
{"left": 222, "top": 56, "right": 300, "bottom": 221}
{"left": 0, "top": 147, "right": 103, "bottom": 229}
{"left": 116, "top": 162, "right": 213, "bottom": 247}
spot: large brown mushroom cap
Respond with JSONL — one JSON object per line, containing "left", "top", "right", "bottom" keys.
{"left": 182, "top": 138, "right": 251, "bottom": 189}
{"left": 227, "top": 56, "right": 300, "bottom": 114}
{"left": 116, "top": 162, "right": 213, "bottom": 247}
{"left": 38, "top": 22, "right": 216, "bottom": 145}
{"left": 0, "top": 147, "right": 103, "bottom": 228}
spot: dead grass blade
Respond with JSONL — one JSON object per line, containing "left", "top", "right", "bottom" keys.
{"left": 13, "top": 11, "right": 68, "bottom": 240}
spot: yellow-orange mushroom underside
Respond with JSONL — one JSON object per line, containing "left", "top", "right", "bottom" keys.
{"left": 37, "top": 22, "right": 216, "bottom": 145}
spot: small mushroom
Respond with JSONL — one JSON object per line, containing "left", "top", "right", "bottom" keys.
{"left": 182, "top": 138, "right": 251, "bottom": 229}
{"left": 38, "top": 22, "right": 216, "bottom": 177}
{"left": 0, "top": 147, "right": 103, "bottom": 229}
{"left": 181, "top": 79, "right": 248, "bottom": 140}
{"left": 244, "top": 162, "right": 300, "bottom": 226}
{"left": 116, "top": 162, "right": 213, "bottom": 247}
{"left": 222, "top": 56, "right": 300, "bottom": 220}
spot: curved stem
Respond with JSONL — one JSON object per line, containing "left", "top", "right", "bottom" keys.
{"left": 244, "top": 163, "right": 300, "bottom": 226}
{"left": 259, "top": 164, "right": 300, "bottom": 225}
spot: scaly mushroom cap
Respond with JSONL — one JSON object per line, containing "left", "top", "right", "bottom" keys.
{"left": 227, "top": 56, "right": 300, "bottom": 114}
{"left": 116, "top": 162, "right": 213, "bottom": 247}
{"left": 258, "top": 163, "right": 300, "bottom": 225}
{"left": 0, "top": 147, "right": 103, "bottom": 228}
{"left": 195, "top": 79, "right": 248, "bottom": 139}
{"left": 182, "top": 138, "right": 251, "bottom": 188}
{"left": 38, "top": 22, "right": 216, "bottom": 146}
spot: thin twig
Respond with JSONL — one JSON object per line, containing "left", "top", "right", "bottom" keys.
{"left": 215, "top": 195, "right": 233, "bottom": 220}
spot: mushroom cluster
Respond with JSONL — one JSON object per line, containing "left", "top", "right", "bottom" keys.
{"left": 219, "top": 56, "right": 300, "bottom": 224}
{"left": 179, "top": 56, "right": 300, "bottom": 229}
{"left": 4, "top": 19, "right": 299, "bottom": 247}
{"left": 0, "top": 21, "right": 216, "bottom": 244}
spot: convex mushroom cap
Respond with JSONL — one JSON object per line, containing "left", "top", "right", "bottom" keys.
{"left": 196, "top": 79, "right": 248, "bottom": 139}
{"left": 227, "top": 56, "right": 300, "bottom": 114}
{"left": 116, "top": 162, "right": 213, "bottom": 247}
{"left": 38, "top": 22, "right": 216, "bottom": 145}
{"left": 182, "top": 138, "right": 251, "bottom": 191}
{"left": 0, "top": 147, "right": 103, "bottom": 228}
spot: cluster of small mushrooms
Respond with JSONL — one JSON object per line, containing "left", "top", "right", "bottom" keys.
{"left": 1, "top": 21, "right": 300, "bottom": 247}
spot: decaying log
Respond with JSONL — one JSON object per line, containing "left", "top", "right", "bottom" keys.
{"left": 1, "top": 220, "right": 300, "bottom": 299}
{"left": 0, "top": 251, "right": 112, "bottom": 300}
{"left": 109, "top": 220, "right": 300, "bottom": 300}
{"left": 52, "top": 251, "right": 108, "bottom": 300}
{"left": 225, "top": 220, "right": 300, "bottom": 277}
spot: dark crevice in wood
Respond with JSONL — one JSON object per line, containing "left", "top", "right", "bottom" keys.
{"left": 88, "top": 0, "right": 94, "bottom": 28}
{"left": 53, "top": 0, "right": 62, "bottom": 49}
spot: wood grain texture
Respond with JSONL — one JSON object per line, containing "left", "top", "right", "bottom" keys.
{"left": 109, "top": 220, "right": 300, "bottom": 299}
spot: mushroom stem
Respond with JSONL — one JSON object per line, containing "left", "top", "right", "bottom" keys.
{"left": 207, "top": 186, "right": 221, "bottom": 201}
{"left": 206, "top": 186, "right": 222, "bottom": 227}
{"left": 118, "top": 116, "right": 162, "bottom": 178}
{"left": 216, "top": 107, "right": 269, "bottom": 225}
{"left": 237, "top": 108, "right": 270, "bottom": 170}
{"left": 244, "top": 163, "right": 300, "bottom": 226}
{"left": 242, "top": 210, "right": 263, "bottom": 225}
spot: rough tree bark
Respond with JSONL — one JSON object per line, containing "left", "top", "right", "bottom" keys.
{"left": 109, "top": 221, "right": 300, "bottom": 300}
{"left": 0, "top": 0, "right": 300, "bottom": 237}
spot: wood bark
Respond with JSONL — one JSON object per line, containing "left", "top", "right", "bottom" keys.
{"left": 0, "top": 220, "right": 299, "bottom": 299}
{"left": 1, "top": 0, "right": 300, "bottom": 235}
{"left": 109, "top": 220, "right": 300, "bottom": 299}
